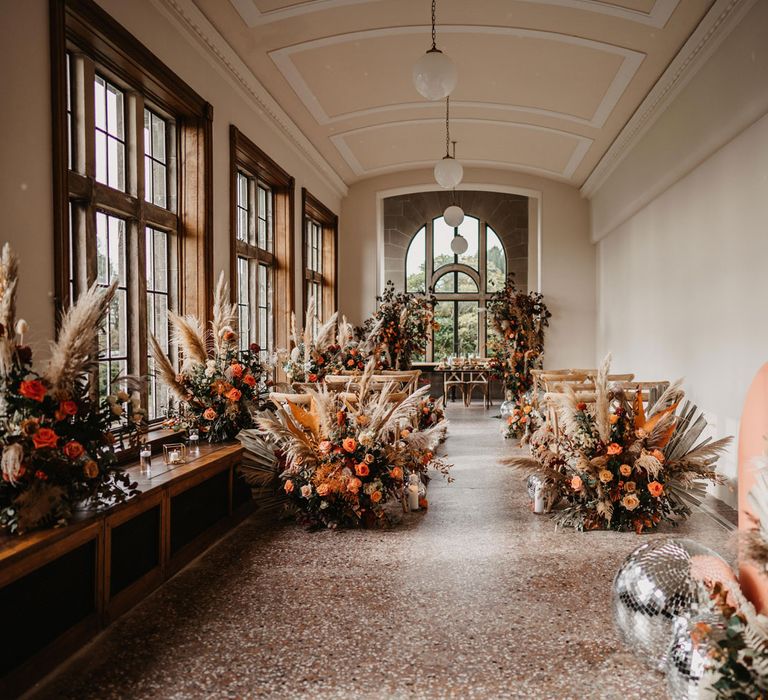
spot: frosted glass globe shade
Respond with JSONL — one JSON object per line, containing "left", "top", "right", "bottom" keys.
{"left": 434, "top": 156, "right": 463, "bottom": 189}
{"left": 450, "top": 235, "right": 468, "bottom": 255}
{"left": 412, "top": 49, "right": 457, "bottom": 101}
{"left": 443, "top": 204, "right": 465, "bottom": 227}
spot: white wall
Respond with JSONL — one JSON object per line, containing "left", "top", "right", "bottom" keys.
{"left": 592, "top": 1, "right": 768, "bottom": 503}
{"left": 339, "top": 168, "right": 596, "bottom": 370}
{"left": 0, "top": 0, "right": 343, "bottom": 358}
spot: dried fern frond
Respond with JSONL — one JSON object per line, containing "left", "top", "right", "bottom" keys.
{"left": 210, "top": 271, "right": 237, "bottom": 354}
{"left": 169, "top": 311, "right": 207, "bottom": 370}
{"left": 44, "top": 281, "right": 116, "bottom": 399}
{"left": 149, "top": 334, "right": 187, "bottom": 401}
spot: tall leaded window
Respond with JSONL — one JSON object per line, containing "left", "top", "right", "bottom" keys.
{"left": 302, "top": 188, "right": 338, "bottom": 325}
{"left": 405, "top": 215, "right": 508, "bottom": 360}
{"left": 52, "top": 0, "right": 212, "bottom": 429}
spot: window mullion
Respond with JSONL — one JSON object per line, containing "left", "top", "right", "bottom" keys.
{"left": 127, "top": 92, "right": 142, "bottom": 200}
{"left": 249, "top": 258, "right": 258, "bottom": 346}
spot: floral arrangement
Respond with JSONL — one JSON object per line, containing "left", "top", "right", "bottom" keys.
{"left": 151, "top": 273, "right": 270, "bottom": 443}
{"left": 506, "top": 356, "right": 731, "bottom": 532}
{"left": 359, "top": 281, "right": 437, "bottom": 370}
{"left": 281, "top": 299, "right": 341, "bottom": 383}
{"left": 0, "top": 245, "right": 140, "bottom": 534}
{"left": 487, "top": 275, "right": 550, "bottom": 422}
{"left": 416, "top": 396, "right": 446, "bottom": 434}
{"left": 504, "top": 391, "right": 542, "bottom": 442}
{"left": 257, "top": 361, "right": 452, "bottom": 529}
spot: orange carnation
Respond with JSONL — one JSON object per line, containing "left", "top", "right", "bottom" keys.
{"left": 32, "top": 428, "right": 58, "bottom": 449}
{"left": 63, "top": 440, "right": 84, "bottom": 460}
{"left": 19, "top": 379, "right": 47, "bottom": 402}
{"left": 647, "top": 481, "right": 664, "bottom": 498}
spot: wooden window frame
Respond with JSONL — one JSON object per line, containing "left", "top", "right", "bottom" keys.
{"left": 302, "top": 188, "right": 338, "bottom": 321}
{"left": 229, "top": 125, "right": 295, "bottom": 355}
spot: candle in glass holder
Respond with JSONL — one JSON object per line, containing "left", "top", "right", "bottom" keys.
{"left": 187, "top": 428, "right": 200, "bottom": 457}
{"left": 163, "top": 443, "right": 187, "bottom": 466}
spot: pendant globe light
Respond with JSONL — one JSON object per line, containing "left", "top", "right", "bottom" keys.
{"left": 450, "top": 230, "right": 468, "bottom": 255}
{"left": 412, "top": 0, "right": 457, "bottom": 101}
{"left": 434, "top": 98, "right": 463, "bottom": 189}
{"left": 443, "top": 183, "right": 464, "bottom": 227}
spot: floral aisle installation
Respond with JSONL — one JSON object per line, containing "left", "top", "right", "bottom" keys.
{"left": 0, "top": 245, "right": 140, "bottom": 534}
{"left": 151, "top": 272, "right": 271, "bottom": 443}
{"left": 487, "top": 275, "right": 550, "bottom": 442}
{"left": 358, "top": 280, "right": 437, "bottom": 370}
{"left": 506, "top": 356, "right": 732, "bottom": 533}
{"left": 257, "top": 362, "right": 452, "bottom": 529}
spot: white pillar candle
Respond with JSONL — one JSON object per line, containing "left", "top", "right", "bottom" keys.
{"left": 533, "top": 485, "right": 545, "bottom": 514}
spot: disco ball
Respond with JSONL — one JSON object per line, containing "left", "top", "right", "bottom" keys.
{"left": 526, "top": 474, "right": 542, "bottom": 501}
{"left": 666, "top": 611, "right": 724, "bottom": 700}
{"left": 499, "top": 400, "right": 515, "bottom": 419}
{"left": 612, "top": 538, "right": 735, "bottom": 671}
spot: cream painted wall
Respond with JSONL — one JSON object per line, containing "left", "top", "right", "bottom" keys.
{"left": 592, "top": 2, "right": 768, "bottom": 504}
{"left": 339, "top": 168, "right": 596, "bottom": 370}
{"left": 0, "top": 0, "right": 343, "bottom": 358}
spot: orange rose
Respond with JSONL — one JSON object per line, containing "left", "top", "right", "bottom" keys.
{"left": 347, "top": 359, "right": 355, "bottom": 367}
{"left": 571, "top": 475, "right": 583, "bottom": 490}
{"left": 223, "top": 330, "right": 236, "bottom": 342}
{"left": 647, "top": 481, "right": 664, "bottom": 498}
{"left": 576, "top": 402, "right": 587, "bottom": 411}
{"left": 599, "top": 469, "right": 614, "bottom": 483}
{"left": 63, "top": 441, "right": 84, "bottom": 460}
{"left": 32, "top": 428, "right": 58, "bottom": 449}
{"left": 355, "top": 462, "right": 370, "bottom": 477}
{"left": 226, "top": 387, "right": 242, "bottom": 402}
{"left": 60, "top": 400, "right": 78, "bottom": 416}
{"left": 83, "top": 460, "right": 99, "bottom": 479}
{"left": 230, "top": 363, "right": 244, "bottom": 378}
{"left": 622, "top": 493, "right": 640, "bottom": 511}
{"left": 342, "top": 437, "right": 357, "bottom": 453}
{"left": 619, "top": 464, "right": 632, "bottom": 477}
{"left": 370, "top": 490, "right": 382, "bottom": 503}
{"left": 19, "top": 379, "right": 47, "bottom": 402}
{"left": 203, "top": 407, "right": 217, "bottom": 421}
{"left": 390, "top": 466, "right": 403, "bottom": 480}
{"left": 347, "top": 477, "right": 361, "bottom": 493}
{"left": 284, "top": 479, "right": 294, "bottom": 493}
{"left": 606, "top": 443, "right": 623, "bottom": 455}
{"left": 243, "top": 374, "right": 257, "bottom": 387}
{"left": 624, "top": 481, "right": 636, "bottom": 493}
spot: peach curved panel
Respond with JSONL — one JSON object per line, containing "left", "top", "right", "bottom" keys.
{"left": 738, "top": 361, "right": 768, "bottom": 613}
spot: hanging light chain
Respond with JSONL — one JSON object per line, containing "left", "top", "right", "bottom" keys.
{"left": 431, "top": 0, "right": 437, "bottom": 51}
{"left": 445, "top": 96, "right": 451, "bottom": 156}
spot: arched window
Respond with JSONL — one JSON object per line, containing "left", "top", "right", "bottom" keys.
{"left": 404, "top": 214, "right": 508, "bottom": 360}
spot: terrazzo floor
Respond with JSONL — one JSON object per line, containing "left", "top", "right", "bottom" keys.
{"left": 28, "top": 404, "right": 737, "bottom": 700}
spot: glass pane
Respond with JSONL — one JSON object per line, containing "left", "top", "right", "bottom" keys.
{"left": 258, "top": 216, "right": 266, "bottom": 250}
{"left": 457, "top": 272, "right": 478, "bottom": 292}
{"left": 145, "top": 229, "right": 155, "bottom": 289}
{"left": 238, "top": 208, "right": 248, "bottom": 243}
{"left": 108, "top": 216, "right": 126, "bottom": 284}
{"left": 108, "top": 137, "right": 125, "bottom": 191}
{"left": 106, "top": 82, "right": 124, "bottom": 138}
{"left": 432, "top": 216, "right": 454, "bottom": 270}
{"left": 96, "top": 212, "right": 108, "bottom": 285}
{"left": 238, "top": 173, "right": 248, "bottom": 208}
{"left": 457, "top": 301, "right": 479, "bottom": 355}
{"left": 154, "top": 294, "right": 168, "bottom": 349}
{"left": 144, "top": 156, "right": 153, "bottom": 203}
{"left": 151, "top": 113, "right": 166, "bottom": 162}
{"left": 152, "top": 160, "right": 166, "bottom": 208}
{"left": 405, "top": 226, "right": 426, "bottom": 293}
{"left": 434, "top": 272, "right": 455, "bottom": 293}
{"left": 143, "top": 109, "right": 152, "bottom": 156}
{"left": 486, "top": 225, "right": 507, "bottom": 292}
{"left": 153, "top": 230, "right": 168, "bottom": 293}
{"left": 95, "top": 76, "right": 106, "bottom": 130}
{"left": 95, "top": 130, "right": 107, "bottom": 185}
{"left": 433, "top": 301, "right": 455, "bottom": 360}
{"left": 456, "top": 217, "right": 479, "bottom": 270}
{"left": 111, "top": 289, "right": 127, "bottom": 355}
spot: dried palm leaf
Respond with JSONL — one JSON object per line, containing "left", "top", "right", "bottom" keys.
{"left": 44, "top": 281, "right": 116, "bottom": 399}
{"left": 148, "top": 334, "right": 187, "bottom": 401}
{"left": 647, "top": 378, "right": 684, "bottom": 416}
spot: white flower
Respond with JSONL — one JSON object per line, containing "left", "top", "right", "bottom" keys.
{"left": 359, "top": 430, "right": 375, "bottom": 447}
{"left": 1, "top": 444, "right": 24, "bottom": 485}
{"left": 205, "top": 360, "right": 216, "bottom": 378}
{"left": 300, "top": 484, "right": 312, "bottom": 498}
{"left": 15, "top": 319, "right": 28, "bottom": 337}
{"left": 501, "top": 320, "right": 510, "bottom": 330}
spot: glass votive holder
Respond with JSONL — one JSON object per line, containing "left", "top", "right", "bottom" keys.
{"left": 163, "top": 443, "right": 187, "bottom": 466}
{"left": 139, "top": 442, "right": 152, "bottom": 467}
{"left": 187, "top": 428, "right": 200, "bottom": 457}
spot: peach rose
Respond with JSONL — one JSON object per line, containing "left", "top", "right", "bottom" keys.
{"left": 342, "top": 437, "right": 357, "bottom": 453}
{"left": 370, "top": 490, "right": 382, "bottom": 503}
{"left": 599, "top": 469, "right": 614, "bottom": 483}
{"left": 364, "top": 453, "right": 375, "bottom": 464}
{"left": 619, "top": 464, "right": 632, "bottom": 477}
{"left": 622, "top": 493, "right": 640, "bottom": 511}
{"left": 32, "top": 428, "right": 58, "bottom": 449}
{"left": 606, "top": 443, "right": 623, "bottom": 455}
{"left": 203, "top": 407, "right": 217, "bottom": 421}
{"left": 647, "top": 481, "right": 664, "bottom": 498}
{"left": 243, "top": 374, "right": 257, "bottom": 388}
{"left": 651, "top": 449, "right": 666, "bottom": 464}
{"left": 230, "top": 363, "right": 244, "bottom": 378}
{"left": 300, "top": 484, "right": 312, "bottom": 498}
{"left": 571, "top": 475, "right": 583, "bottom": 490}
{"left": 356, "top": 415, "right": 370, "bottom": 427}
{"left": 284, "top": 479, "right": 294, "bottom": 493}
{"left": 347, "top": 477, "right": 361, "bottom": 494}
{"left": 317, "top": 483, "right": 330, "bottom": 497}
{"left": 318, "top": 440, "right": 332, "bottom": 454}
{"left": 389, "top": 466, "right": 403, "bottom": 480}
{"left": 63, "top": 440, "right": 84, "bottom": 460}
{"left": 83, "top": 460, "right": 99, "bottom": 479}
{"left": 355, "top": 462, "right": 370, "bottom": 477}
{"left": 400, "top": 429, "right": 411, "bottom": 438}
{"left": 624, "top": 481, "right": 636, "bottom": 493}
{"left": 20, "top": 379, "right": 47, "bottom": 402}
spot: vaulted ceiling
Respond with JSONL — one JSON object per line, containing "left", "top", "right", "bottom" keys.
{"left": 189, "top": 0, "right": 714, "bottom": 187}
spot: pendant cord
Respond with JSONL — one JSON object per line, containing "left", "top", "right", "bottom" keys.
{"left": 431, "top": 0, "right": 437, "bottom": 51}
{"left": 445, "top": 96, "right": 450, "bottom": 156}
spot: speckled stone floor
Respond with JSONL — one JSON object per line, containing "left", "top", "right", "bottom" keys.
{"left": 28, "top": 404, "right": 737, "bottom": 700}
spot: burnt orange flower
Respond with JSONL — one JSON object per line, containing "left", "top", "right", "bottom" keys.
{"left": 576, "top": 402, "right": 587, "bottom": 411}
{"left": 647, "top": 481, "right": 664, "bottom": 498}
{"left": 370, "top": 490, "right": 382, "bottom": 503}
{"left": 83, "top": 460, "right": 99, "bottom": 479}
{"left": 59, "top": 400, "right": 78, "bottom": 416}
{"left": 308, "top": 373, "right": 318, "bottom": 383}
{"left": 390, "top": 466, "right": 403, "bottom": 480}
{"left": 226, "top": 387, "right": 242, "bottom": 402}
{"left": 32, "top": 428, "right": 58, "bottom": 449}
{"left": 230, "top": 363, "right": 244, "bottom": 378}
{"left": 317, "top": 483, "right": 330, "bottom": 497}
{"left": 651, "top": 449, "right": 666, "bottom": 464}
{"left": 35, "top": 470, "right": 48, "bottom": 480}
{"left": 19, "top": 379, "right": 46, "bottom": 402}
{"left": 284, "top": 479, "right": 295, "bottom": 493}
{"left": 211, "top": 379, "right": 230, "bottom": 396}
{"left": 355, "top": 462, "right": 369, "bottom": 477}
{"left": 606, "top": 443, "right": 623, "bottom": 455}
{"left": 20, "top": 417, "right": 39, "bottom": 436}
{"left": 63, "top": 440, "right": 84, "bottom": 460}
{"left": 342, "top": 437, "right": 357, "bottom": 453}
{"left": 203, "top": 407, "right": 217, "bottom": 421}
{"left": 243, "top": 374, "right": 256, "bottom": 387}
